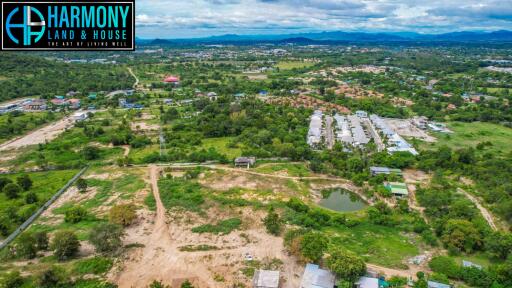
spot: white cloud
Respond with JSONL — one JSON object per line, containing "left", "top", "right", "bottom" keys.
{"left": 134, "top": 0, "right": 512, "bottom": 38}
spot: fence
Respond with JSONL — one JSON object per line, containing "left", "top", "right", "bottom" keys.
{"left": 0, "top": 166, "right": 89, "bottom": 250}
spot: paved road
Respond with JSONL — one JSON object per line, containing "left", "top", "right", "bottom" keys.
{"left": 324, "top": 115, "right": 335, "bottom": 150}
{"left": 363, "top": 118, "right": 385, "bottom": 152}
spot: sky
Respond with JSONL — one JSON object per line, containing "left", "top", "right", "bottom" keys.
{"left": 135, "top": 0, "right": 512, "bottom": 38}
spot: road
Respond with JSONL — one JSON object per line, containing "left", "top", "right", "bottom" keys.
{"left": 127, "top": 67, "right": 139, "bottom": 90}
{"left": 324, "top": 115, "right": 335, "bottom": 150}
{"left": 457, "top": 188, "right": 498, "bottom": 231}
{"left": 363, "top": 118, "right": 385, "bottom": 152}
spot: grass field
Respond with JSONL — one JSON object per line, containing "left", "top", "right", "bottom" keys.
{"left": 254, "top": 163, "right": 311, "bottom": 177}
{"left": 200, "top": 137, "right": 242, "bottom": 159}
{"left": 420, "top": 122, "right": 512, "bottom": 154}
{"left": 325, "top": 223, "right": 419, "bottom": 269}
{"left": 276, "top": 61, "right": 315, "bottom": 70}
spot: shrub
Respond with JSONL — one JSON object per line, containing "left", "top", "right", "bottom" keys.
{"left": 263, "top": 207, "right": 281, "bottom": 236}
{"left": 16, "top": 174, "right": 33, "bottom": 191}
{"left": 51, "top": 230, "right": 80, "bottom": 261}
{"left": 1, "top": 271, "right": 24, "bottom": 288}
{"left": 3, "top": 183, "right": 21, "bottom": 199}
{"left": 326, "top": 248, "right": 366, "bottom": 283}
{"left": 109, "top": 204, "right": 137, "bottom": 226}
{"left": 300, "top": 231, "right": 328, "bottom": 263}
{"left": 76, "top": 178, "right": 88, "bottom": 193}
{"left": 16, "top": 233, "right": 37, "bottom": 259}
{"left": 428, "top": 256, "right": 461, "bottom": 279}
{"left": 25, "top": 192, "right": 38, "bottom": 204}
{"left": 64, "top": 206, "right": 87, "bottom": 223}
{"left": 34, "top": 231, "right": 49, "bottom": 250}
{"left": 36, "top": 266, "right": 64, "bottom": 288}
{"left": 89, "top": 223, "right": 124, "bottom": 254}
{"left": 0, "top": 177, "right": 13, "bottom": 191}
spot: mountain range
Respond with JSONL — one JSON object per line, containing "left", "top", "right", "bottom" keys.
{"left": 136, "top": 30, "right": 512, "bottom": 45}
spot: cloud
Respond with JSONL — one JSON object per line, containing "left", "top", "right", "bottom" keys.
{"left": 134, "top": 0, "right": 512, "bottom": 38}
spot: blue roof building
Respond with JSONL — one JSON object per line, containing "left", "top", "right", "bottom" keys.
{"left": 300, "top": 263, "right": 336, "bottom": 288}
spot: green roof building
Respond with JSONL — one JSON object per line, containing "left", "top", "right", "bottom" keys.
{"left": 384, "top": 182, "right": 409, "bottom": 197}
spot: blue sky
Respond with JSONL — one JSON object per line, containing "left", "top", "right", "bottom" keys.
{"left": 135, "top": 0, "right": 512, "bottom": 38}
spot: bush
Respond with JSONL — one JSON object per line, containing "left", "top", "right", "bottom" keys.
{"left": 16, "top": 174, "right": 33, "bottom": 191}
{"left": 89, "top": 223, "right": 124, "bottom": 254}
{"left": 300, "top": 231, "right": 328, "bottom": 263}
{"left": 3, "top": 183, "right": 21, "bottom": 199}
{"left": 326, "top": 248, "right": 366, "bottom": 283}
{"left": 0, "top": 177, "right": 13, "bottom": 191}
{"left": 25, "top": 192, "right": 38, "bottom": 204}
{"left": 76, "top": 178, "right": 88, "bottom": 193}
{"left": 34, "top": 231, "right": 49, "bottom": 250}
{"left": 428, "top": 256, "right": 461, "bottom": 279}
{"left": 37, "top": 266, "right": 64, "bottom": 288}
{"left": 16, "top": 233, "right": 37, "bottom": 259}
{"left": 109, "top": 204, "right": 137, "bottom": 226}
{"left": 263, "top": 207, "right": 281, "bottom": 236}
{"left": 1, "top": 271, "right": 24, "bottom": 288}
{"left": 51, "top": 230, "right": 80, "bottom": 261}
{"left": 82, "top": 146, "right": 100, "bottom": 160}
{"left": 64, "top": 206, "right": 87, "bottom": 223}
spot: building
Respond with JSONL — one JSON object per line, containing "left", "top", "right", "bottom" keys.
{"left": 163, "top": 75, "right": 180, "bottom": 85}
{"left": 206, "top": 92, "right": 218, "bottom": 101}
{"left": 72, "top": 111, "right": 88, "bottom": 122}
{"left": 23, "top": 99, "right": 47, "bottom": 111}
{"left": 300, "top": 263, "right": 336, "bottom": 288}
{"left": 234, "top": 157, "right": 256, "bottom": 168}
{"left": 252, "top": 270, "right": 280, "bottom": 288}
{"left": 67, "top": 98, "right": 81, "bottom": 109}
{"left": 355, "top": 277, "right": 378, "bottom": 288}
{"left": 370, "top": 166, "right": 402, "bottom": 176}
{"left": 427, "top": 281, "right": 450, "bottom": 288}
{"left": 384, "top": 182, "right": 409, "bottom": 198}
{"left": 88, "top": 92, "right": 97, "bottom": 99}
{"left": 462, "top": 260, "right": 482, "bottom": 270}
{"left": 307, "top": 110, "right": 323, "bottom": 147}
{"left": 355, "top": 110, "right": 368, "bottom": 118}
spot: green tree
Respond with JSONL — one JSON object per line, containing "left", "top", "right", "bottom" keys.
{"left": 25, "top": 192, "right": 38, "bottom": 204}
{"left": 109, "top": 204, "right": 137, "bottom": 226}
{"left": 82, "top": 146, "right": 100, "bottom": 160}
{"left": 326, "top": 248, "right": 366, "bottom": 283}
{"left": 1, "top": 271, "right": 24, "bottom": 288}
{"left": 0, "top": 178, "right": 13, "bottom": 191}
{"left": 428, "top": 256, "right": 461, "bottom": 279}
{"left": 64, "top": 206, "right": 87, "bottom": 223}
{"left": 76, "top": 178, "right": 88, "bottom": 193}
{"left": 16, "top": 175, "right": 32, "bottom": 191}
{"left": 3, "top": 183, "right": 21, "bottom": 199}
{"left": 486, "top": 232, "right": 512, "bottom": 260}
{"left": 34, "top": 231, "right": 49, "bottom": 251}
{"left": 89, "top": 223, "right": 124, "bottom": 254}
{"left": 262, "top": 206, "right": 281, "bottom": 236}
{"left": 16, "top": 233, "right": 38, "bottom": 259}
{"left": 36, "top": 266, "right": 63, "bottom": 288}
{"left": 300, "top": 231, "right": 328, "bottom": 263}
{"left": 51, "top": 230, "right": 80, "bottom": 261}
{"left": 441, "top": 219, "right": 482, "bottom": 253}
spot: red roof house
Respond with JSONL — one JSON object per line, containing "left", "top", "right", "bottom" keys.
{"left": 163, "top": 75, "right": 180, "bottom": 83}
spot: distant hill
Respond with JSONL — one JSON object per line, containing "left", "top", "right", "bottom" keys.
{"left": 136, "top": 30, "right": 512, "bottom": 46}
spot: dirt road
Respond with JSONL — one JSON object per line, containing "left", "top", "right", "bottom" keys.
{"left": 0, "top": 116, "right": 74, "bottom": 151}
{"left": 458, "top": 188, "right": 497, "bottom": 231}
{"left": 127, "top": 67, "right": 139, "bottom": 90}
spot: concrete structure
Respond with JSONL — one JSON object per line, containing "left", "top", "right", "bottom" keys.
{"left": 234, "top": 157, "right": 256, "bottom": 168}
{"left": 252, "top": 270, "right": 280, "bottom": 288}
{"left": 384, "top": 182, "right": 409, "bottom": 197}
{"left": 355, "top": 110, "right": 368, "bottom": 118}
{"left": 72, "top": 111, "right": 88, "bottom": 122}
{"left": 22, "top": 99, "right": 47, "bottom": 111}
{"left": 307, "top": 110, "right": 323, "bottom": 147}
{"left": 370, "top": 166, "right": 402, "bottom": 176}
{"left": 300, "top": 263, "right": 335, "bottom": 288}
{"left": 355, "top": 276, "right": 379, "bottom": 288}
{"left": 348, "top": 115, "right": 370, "bottom": 146}
{"left": 427, "top": 281, "right": 450, "bottom": 288}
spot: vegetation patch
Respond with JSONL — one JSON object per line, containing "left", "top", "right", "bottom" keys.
{"left": 191, "top": 218, "right": 242, "bottom": 235}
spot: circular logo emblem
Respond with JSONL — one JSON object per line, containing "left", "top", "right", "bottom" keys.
{"left": 6, "top": 6, "right": 46, "bottom": 45}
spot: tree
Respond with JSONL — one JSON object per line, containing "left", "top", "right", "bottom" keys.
{"left": 82, "top": 146, "right": 100, "bottom": 160}
{"left": 3, "top": 183, "right": 21, "bottom": 199}
{"left": 109, "top": 204, "right": 137, "bottom": 226}
{"left": 89, "top": 223, "right": 124, "bottom": 254}
{"left": 64, "top": 206, "right": 87, "bottom": 223}
{"left": 16, "top": 174, "right": 32, "bottom": 191}
{"left": 16, "top": 233, "right": 38, "bottom": 259}
{"left": 441, "top": 219, "right": 482, "bottom": 253}
{"left": 76, "top": 178, "right": 88, "bottom": 193}
{"left": 263, "top": 206, "right": 281, "bottom": 236}
{"left": 51, "top": 230, "right": 80, "bottom": 261}
{"left": 37, "top": 266, "right": 63, "bottom": 288}
{"left": 1, "top": 271, "right": 24, "bottom": 288}
{"left": 34, "top": 231, "right": 49, "bottom": 251}
{"left": 428, "top": 256, "right": 461, "bottom": 279}
{"left": 326, "top": 248, "right": 366, "bottom": 283}
{"left": 486, "top": 232, "right": 512, "bottom": 260}
{"left": 0, "top": 177, "right": 13, "bottom": 191}
{"left": 300, "top": 231, "right": 328, "bottom": 263}
{"left": 25, "top": 192, "right": 38, "bottom": 204}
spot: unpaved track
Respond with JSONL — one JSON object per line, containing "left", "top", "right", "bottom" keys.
{"left": 0, "top": 116, "right": 73, "bottom": 151}
{"left": 458, "top": 188, "right": 497, "bottom": 231}
{"left": 128, "top": 67, "right": 139, "bottom": 89}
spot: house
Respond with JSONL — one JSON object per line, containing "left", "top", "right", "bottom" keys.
{"left": 300, "top": 263, "right": 336, "bottom": 288}
{"left": 67, "top": 98, "right": 81, "bottom": 109}
{"left": 369, "top": 166, "right": 402, "bottom": 176}
{"left": 88, "top": 92, "right": 97, "bottom": 99}
{"left": 163, "top": 75, "right": 180, "bottom": 85}
{"left": 355, "top": 110, "right": 368, "bottom": 118}
{"left": 355, "top": 277, "right": 378, "bottom": 288}
{"left": 50, "top": 98, "right": 67, "bottom": 106}
{"left": 384, "top": 182, "right": 409, "bottom": 198}
{"left": 23, "top": 99, "right": 47, "bottom": 111}
{"left": 259, "top": 90, "right": 269, "bottom": 96}
{"left": 234, "top": 157, "right": 256, "bottom": 168}
{"left": 206, "top": 92, "right": 218, "bottom": 101}
{"left": 462, "top": 260, "right": 482, "bottom": 270}
{"left": 72, "top": 111, "right": 88, "bottom": 122}
{"left": 66, "top": 91, "right": 80, "bottom": 97}
{"left": 427, "top": 281, "right": 450, "bottom": 288}
{"left": 252, "top": 270, "right": 280, "bottom": 288}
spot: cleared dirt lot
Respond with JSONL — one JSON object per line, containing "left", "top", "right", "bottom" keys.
{"left": 0, "top": 116, "right": 74, "bottom": 151}
{"left": 384, "top": 118, "right": 436, "bottom": 142}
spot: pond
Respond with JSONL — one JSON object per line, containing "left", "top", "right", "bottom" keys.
{"left": 318, "top": 188, "right": 367, "bottom": 212}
